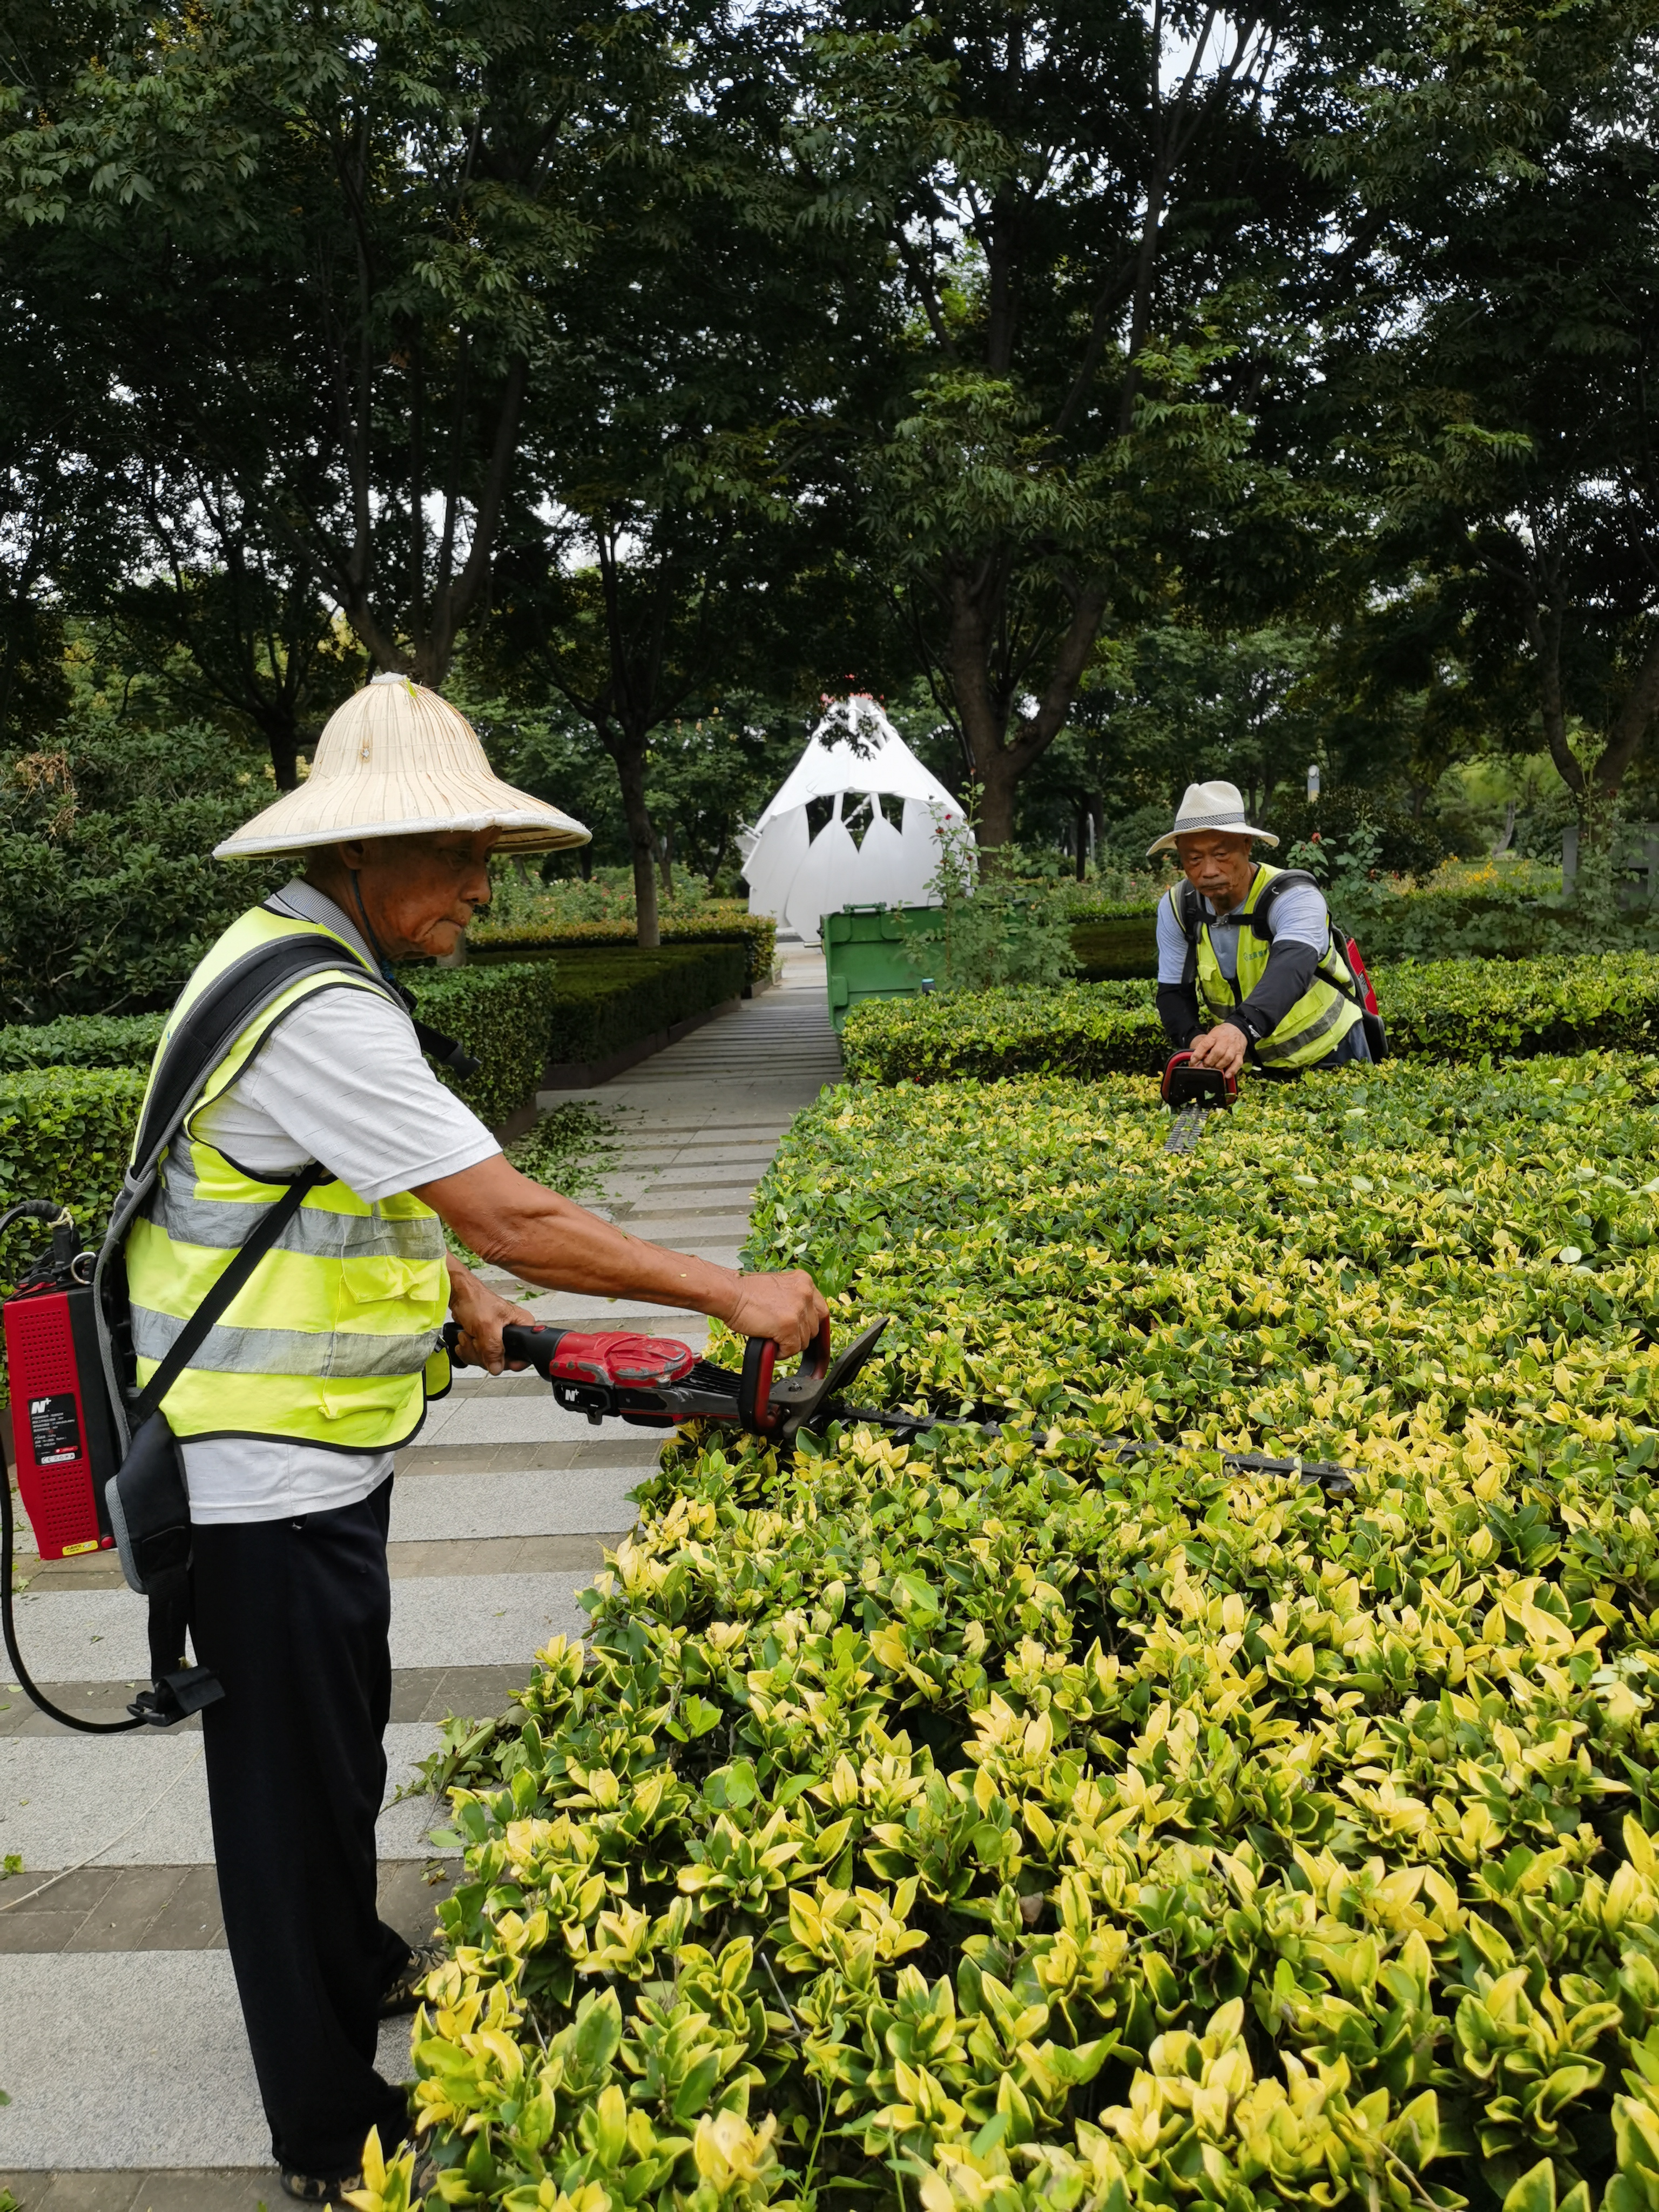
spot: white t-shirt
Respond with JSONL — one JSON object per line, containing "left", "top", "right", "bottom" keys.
{"left": 1155, "top": 874, "right": 1330, "bottom": 985}
{"left": 179, "top": 882, "right": 501, "bottom": 1524}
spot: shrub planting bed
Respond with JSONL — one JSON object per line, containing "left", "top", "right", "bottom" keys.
{"left": 403, "top": 1050, "right": 1659, "bottom": 2212}
{"left": 1071, "top": 916, "right": 1159, "bottom": 979}
{"left": 0, "top": 1063, "right": 145, "bottom": 1291}
{"left": 540, "top": 943, "right": 749, "bottom": 1069}
{"left": 841, "top": 953, "right": 1659, "bottom": 1085}
{"left": 0, "top": 961, "right": 571, "bottom": 1132}
{"left": 471, "top": 903, "right": 777, "bottom": 988}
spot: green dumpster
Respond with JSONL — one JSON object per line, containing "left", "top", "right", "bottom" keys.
{"left": 822, "top": 904, "right": 935, "bottom": 1033}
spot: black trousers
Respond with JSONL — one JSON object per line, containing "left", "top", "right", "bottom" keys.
{"left": 190, "top": 1475, "right": 412, "bottom": 2177}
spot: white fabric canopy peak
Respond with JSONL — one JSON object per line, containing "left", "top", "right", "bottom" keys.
{"left": 740, "top": 697, "right": 966, "bottom": 942}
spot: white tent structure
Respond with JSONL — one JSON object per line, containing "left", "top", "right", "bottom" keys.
{"left": 739, "top": 696, "right": 967, "bottom": 941}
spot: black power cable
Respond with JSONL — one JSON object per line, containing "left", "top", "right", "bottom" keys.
{"left": 0, "top": 1199, "right": 144, "bottom": 1734}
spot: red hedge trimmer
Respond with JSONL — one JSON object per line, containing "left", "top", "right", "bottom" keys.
{"left": 1162, "top": 1051, "right": 1238, "bottom": 1154}
{"left": 442, "top": 1317, "right": 1355, "bottom": 1495}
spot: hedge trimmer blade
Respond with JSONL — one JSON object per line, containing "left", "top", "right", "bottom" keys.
{"left": 444, "top": 1316, "right": 1360, "bottom": 1496}
{"left": 1161, "top": 1051, "right": 1237, "bottom": 1154}
{"left": 1165, "top": 1104, "right": 1210, "bottom": 1154}
{"left": 443, "top": 1314, "right": 893, "bottom": 1449}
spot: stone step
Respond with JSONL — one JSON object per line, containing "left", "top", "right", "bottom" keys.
{"left": 3, "top": 1664, "right": 534, "bottom": 1739}
{"left": 19, "top": 1529, "right": 621, "bottom": 1593}
{"left": 0, "top": 1724, "right": 446, "bottom": 1872}
{"left": 4, "top": 2170, "right": 292, "bottom": 2208}
{"left": 5, "top": 1570, "right": 592, "bottom": 1685}
{"left": 0, "top": 1859, "right": 457, "bottom": 1959}
{"left": 0, "top": 1951, "right": 416, "bottom": 2171}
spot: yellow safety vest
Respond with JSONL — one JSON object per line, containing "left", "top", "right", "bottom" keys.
{"left": 124, "top": 905, "right": 451, "bottom": 1449}
{"left": 1169, "top": 864, "right": 1363, "bottom": 1071}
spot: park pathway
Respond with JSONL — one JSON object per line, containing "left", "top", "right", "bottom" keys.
{"left": 0, "top": 943, "right": 841, "bottom": 2212}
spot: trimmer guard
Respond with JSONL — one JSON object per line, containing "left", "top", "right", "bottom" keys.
{"left": 1161, "top": 1051, "right": 1238, "bottom": 1112}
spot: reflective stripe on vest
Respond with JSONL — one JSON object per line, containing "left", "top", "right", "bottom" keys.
{"left": 123, "top": 904, "right": 451, "bottom": 1447}
{"left": 1169, "top": 864, "right": 1362, "bottom": 1071}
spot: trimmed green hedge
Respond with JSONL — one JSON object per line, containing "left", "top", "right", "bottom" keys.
{"left": 0, "top": 1011, "right": 165, "bottom": 1070}
{"left": 0, "top": 964, "right": 571, "bottom": 1135}
{"left": 471, "top": 911, "right": 777, "bottom": 987}
{"left": 1384, "top": 950, "right": 1659, "bottom": 1058}
{"left": 407, "top": 1050, "right": 1659, "bottom": 2212}
{"left": 841, "top": 951, "right": 1659, "bottom": 1083}
{"left": 541, "top": 943, "right": 748, "bottom": 1067}
{"left": 414, "top": 961, "right": 570, "bottom": 1130}
{"left": 0, "top": 1064, "right": 145, "bottom": 1296}
{"left": 1070, "top": 915, "right": 1158, "bottom": 979}
{"left": 841, "top": 980, "right": 1166, "bottom": 1083}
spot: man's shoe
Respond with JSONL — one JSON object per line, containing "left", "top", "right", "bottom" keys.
{"left": 379, "top": 1939, "right": 448, "bottom": 2018}
{"left": 280, "top": 2168, "right": 358, "bottom": 2203}
{"left": 280, "top": 2144, "right": 435, "bottom": 2203}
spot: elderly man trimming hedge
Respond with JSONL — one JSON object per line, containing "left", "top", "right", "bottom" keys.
{"left": 124, "top": 675, "right": 825, "bottom": 2202}
{"left": 1151, "top": 779, "right": 1371, "bottom": 1078}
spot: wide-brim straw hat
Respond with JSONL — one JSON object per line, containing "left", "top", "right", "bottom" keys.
{"left": 213, "top": 675, "right": 590, "bottom": 859}
{"left": 1147, "top": 778, "right": 1279, "bottom": 858}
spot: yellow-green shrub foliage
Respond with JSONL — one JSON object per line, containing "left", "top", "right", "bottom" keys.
{"left": 840, "top": 954, "right": 1659, "bottom": 1085}
{"left": 397, "top": 1054, "right": 1659, "bottom": 2212}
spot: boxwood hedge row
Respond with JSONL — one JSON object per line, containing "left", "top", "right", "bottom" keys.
{"left": 472, "top": 912, "right": 777, "bottom": 988}
{"left": 393, "top": 1051, "right": 1659, "bottom": 2212}
{"left": 840, "top": 954, "right": 1659, "bottom": 1086}
{"left": 539, "top": 945, "right": 748, "bottom": 1068}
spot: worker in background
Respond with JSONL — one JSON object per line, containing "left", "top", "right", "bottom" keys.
{"left": 128, "top": 675, "right": 826, "bottom": 2203}
{"left": 1149, "top": 780, "right": 1371, "bottom": 1077}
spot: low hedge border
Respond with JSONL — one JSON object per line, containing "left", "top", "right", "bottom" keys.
{"left": 0, "top": 962, "right": 570, "bottom": 1135}
{"left": 414, "top": 961, "right": 572, "bottom": 1130}
{"left": 541, "top": 943, "right": 748, "bottom": 1067}
{"left": 0, "top": 1063, "right": 146, "bottom": 1298}
{"left": 471, "top": 911, "right": 777, "bottom": 987}
{"left": 841, "top": 951, "right": 1659, "bottom": 1083}
{"left": 0, "top": 1011, "right": 167, "bottom": 1070}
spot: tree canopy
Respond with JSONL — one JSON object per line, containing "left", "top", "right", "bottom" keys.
{"left": 3, "top": 0, "right": 1659, "bottom": 892}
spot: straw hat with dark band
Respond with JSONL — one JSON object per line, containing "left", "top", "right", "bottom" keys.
{"left": 213, "top": 675, "right": 590, "bottom": 859}
{"left": 1146, "top": 778, "right": 1278, "bottom": 858}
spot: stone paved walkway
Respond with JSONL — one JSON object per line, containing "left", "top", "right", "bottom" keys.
{"left": 0, "top": 943, "right": 840, "bottom": 2211}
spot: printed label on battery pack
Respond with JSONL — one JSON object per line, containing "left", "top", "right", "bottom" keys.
{"left": 28, "top": 1391, "right": 82, "bottom": 1466}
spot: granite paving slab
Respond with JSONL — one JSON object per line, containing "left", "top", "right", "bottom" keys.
{"left": 389, "top": 1466, "right": 645, "bottom": 1541}
{"left": 5, "top": 1570, "right": 592, "bottom": 1685}
{"left": 0, "top": 1951, "right": 414, "bottom": 2169}
{"left": 0, "top": 1723, "right": 444, "bottom": 1869}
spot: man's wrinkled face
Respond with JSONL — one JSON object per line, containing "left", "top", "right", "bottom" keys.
{"left": 1175, "top": 831, "right": 1256, "bottom": 913}
{"left": 330, "top": 830, "right": 500, "bottom": 960}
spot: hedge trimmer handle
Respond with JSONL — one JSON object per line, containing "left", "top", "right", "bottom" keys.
{"left": 1161, "top": 1050, "right": 1238, "bottom": 1111}
{"left": 446, "top": 1319, "right": 696, "bottom": 1387}
{"left": 739, "top": 1317, "right": 832, "bottom": 1436}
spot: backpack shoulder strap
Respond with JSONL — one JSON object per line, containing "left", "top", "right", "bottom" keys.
{"left": 129, "top": 936, "right": 389, "bottom": 1178}
{"left": 1249, "top": 868, "right": 1322, "bottom": 939}
{"left": 95, "top": 935, "right": 395, "bottom": 1447}
{"left": 1175, "top": 880, "right": 1205, "bottom": 945}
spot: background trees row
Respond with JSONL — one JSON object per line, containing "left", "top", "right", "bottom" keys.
{"left": 2, "top": 0, "right": 1657, "bottom": 945}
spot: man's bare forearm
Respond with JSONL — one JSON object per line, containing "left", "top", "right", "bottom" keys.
{"left": 445, "top": 1196, "right": 745, "bottom": 1319}
{"left": 421, "top": 1153, "right": 827, "bottom": 1360}
{"left": 422, "top": 1157, "right": 743, "bottom": 1322}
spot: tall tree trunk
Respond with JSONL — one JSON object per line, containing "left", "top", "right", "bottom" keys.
{"left": 602, "top": 723, "right": 661, "bottom": 947}
{"left": 253, "top": 704, "right": 302, "bottom": 792}
{"left": 976, "top": 750, "right": 1022, "bottom": 847}
{"left": 1596, "top": 625, "right": 1659, "bottom": 798}
{"left": 947, "top": 568, "right": 1108, "bottom": 851}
